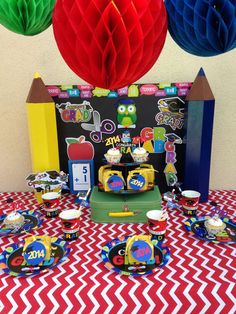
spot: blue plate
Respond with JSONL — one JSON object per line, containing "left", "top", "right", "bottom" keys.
{"left": 0, "top": 210, "right": 44, "bottom": 235}
{"left": 184, "top": 216, "right": 236, "bottom": 244}
{"left": 101, "top": 236, "right": 170, "bottom": 276}
{"left": 0, "top": 237, "right": 70, "bottom": 277}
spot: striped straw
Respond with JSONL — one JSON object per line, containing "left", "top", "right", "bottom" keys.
{"left": 160, "top": 208, "right": 168, "bottom": 220}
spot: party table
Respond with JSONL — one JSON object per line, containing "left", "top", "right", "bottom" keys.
{"left": 0, "top": 190, "right": 235, "bottom": 313}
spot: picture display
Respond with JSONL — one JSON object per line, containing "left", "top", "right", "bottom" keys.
{"left": 68, "top": 160, "right": 94, "bottom": 194}
{"left": 48, "top": 83, "right": 192, "bottom": 193}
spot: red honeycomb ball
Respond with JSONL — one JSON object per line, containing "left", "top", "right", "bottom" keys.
{"left": 53, "top": 0, "right": 167, "bottom": 89}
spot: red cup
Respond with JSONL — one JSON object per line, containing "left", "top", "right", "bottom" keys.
{"left": 59, "top": 210, "right": 80, "bottom": 241}
{"left": 181, "top": 190, "right": 201, "bottom": 216}
{"left": 146, "top": 210, "right": 168, "bottom": 241}
{"left": 42, "top": 192, "right": 61, "bottom": 218}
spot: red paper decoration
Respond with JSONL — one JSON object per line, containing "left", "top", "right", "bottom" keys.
{"left": 53, "top": 0, "right": 167, "bottom": 89}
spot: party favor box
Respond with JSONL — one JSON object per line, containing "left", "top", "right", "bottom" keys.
{"left": 90, "top": 186, "right": 161, "bottom": 223}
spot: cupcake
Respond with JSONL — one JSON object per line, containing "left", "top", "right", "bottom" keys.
{"left": 104, "top": 148, "right": 122, "bottom": 164}
{"left": 131, "top": 147, "right": 149, "bottom": 163}
{"left": 204, "top": 215, "right": 226, "bottom": 235}
{"left": 3, "top": 211, "right": 25, "bottom": 229}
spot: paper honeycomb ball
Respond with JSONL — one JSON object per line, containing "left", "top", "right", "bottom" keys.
{"left": 53, "top": 0, "right": 167, "bottom": 89}
{"left": 0, "top": 0, "right": 56, "bottom": 36}
{"left": 165, "top": 0, "right": 236, "bottom": 57}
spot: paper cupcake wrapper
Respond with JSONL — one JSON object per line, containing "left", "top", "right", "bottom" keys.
{"left": 104, "top": 154, "right": 122, "bottom": 164}
{"left": 204, "top": 221, "right": 226, "bottom": 235}
{"left": 131, "top": 152, "right": 149, "bottom": 162}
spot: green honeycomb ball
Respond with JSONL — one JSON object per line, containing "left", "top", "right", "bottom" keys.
{"left": 0, "top": 0, "right": 56, "bottom": 36}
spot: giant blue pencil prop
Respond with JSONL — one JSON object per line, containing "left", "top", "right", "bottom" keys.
{"left": 184, "top": 68, "right": 215, "bottom": 202}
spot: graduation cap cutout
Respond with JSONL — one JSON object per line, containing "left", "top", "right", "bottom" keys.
{"left": 165, "top": 133, "right": 182, "bottom": 143}
{"left": 47, "top": 171, "right": 61, "bottom": 179}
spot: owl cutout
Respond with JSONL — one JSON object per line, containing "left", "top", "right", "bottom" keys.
{"left": 121, "top": 130, "right": 131, "bottom": 143}
{"left": 117, "top": 99, "right": 137, "bottom": 129}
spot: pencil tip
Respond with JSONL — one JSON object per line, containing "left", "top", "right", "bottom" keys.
{"left": 34, "top": 72, "right": 41, "bottom": 79}
{"left": 186, "top": 67, "right": 214, "bottom": 101}
{"left": 27, "top": 74, "right": 53, "bottom": 103}
{"left": 198, "top": 68, "right": 205, "bottom": 77}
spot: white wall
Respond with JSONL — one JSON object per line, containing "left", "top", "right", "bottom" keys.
{"left": 0, "top": 25, "right": 235, "bottom": 191}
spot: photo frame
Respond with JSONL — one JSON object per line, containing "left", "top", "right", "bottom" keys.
{"left": 68, "top": 160, "right": 94, "bottom": 194}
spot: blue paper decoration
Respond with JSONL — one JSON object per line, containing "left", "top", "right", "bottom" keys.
{"left": 165, "top": 0, "right": 236, "bottom": 56}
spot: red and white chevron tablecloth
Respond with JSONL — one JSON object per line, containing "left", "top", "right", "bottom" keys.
{"left": 0, "top": 190, "right": 235, "bottom": 313}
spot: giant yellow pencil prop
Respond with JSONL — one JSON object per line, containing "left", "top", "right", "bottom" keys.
{"left": 26, "top": 73, "right": 59, "bottom": 172}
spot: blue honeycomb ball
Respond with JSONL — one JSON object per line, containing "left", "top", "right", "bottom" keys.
{"left": 165, "top": 0, "right": 236, "bottom": 56}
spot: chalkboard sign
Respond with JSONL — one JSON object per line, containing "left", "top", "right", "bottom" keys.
{"left": 48, "top": 83, "right": 192, "bottom": 193}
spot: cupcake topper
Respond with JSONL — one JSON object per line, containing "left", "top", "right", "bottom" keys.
{"left": 8, "top": 200, "right": 24, "bottom": 212}
{"left": 171, "top": 182, "right": 182, "bottom": 200}
{"left": 163, "top": 184, "right": 181, "bottom": 209}
{"left": 166, "top": 198, "right": 180, "bottom": 210}
{"left": 78, "top": 188, "right": 91, "bottom": 215}
{"left": 132, "top": 136, "right": 142, "bottom": 145}
{"left": 210, "top": 201, "right": 229, "bottom": 218}
{"left": 212, "top": 213, "right": 220, "bottom": 221}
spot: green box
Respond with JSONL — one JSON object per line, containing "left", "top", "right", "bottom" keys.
{"left": 90, "top": 186, "right": 162, "bottom": 223}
